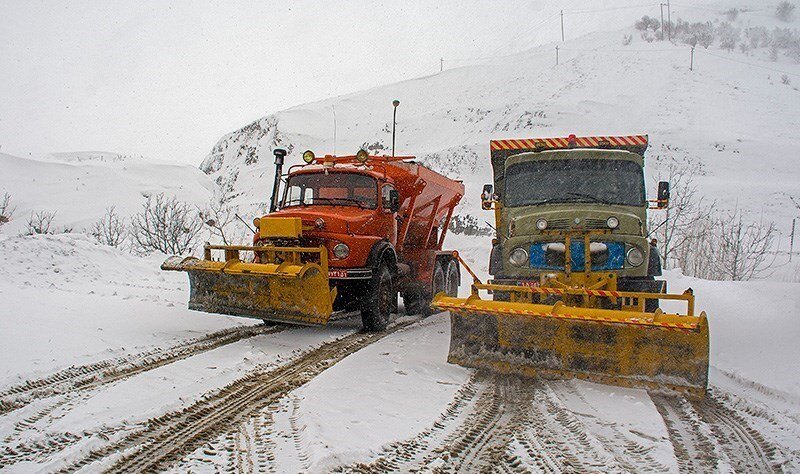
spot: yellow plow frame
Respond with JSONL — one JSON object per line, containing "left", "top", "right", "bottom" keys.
{"left": 432, "top": 254, "right": 709, "bottom": 400}
{"left": 162, "top": 243, "right": 336, "bottom": 326}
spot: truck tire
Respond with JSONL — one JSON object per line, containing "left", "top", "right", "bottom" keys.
{"left": 361, "top": 263, "right": 393, "bottom": 332}
{"left": 402, "top": 291, "right": 427, "bottom": 316}
{"left": 444, "top": 259, "right": 459, "bottom": 297}
{"left": 402, "top": 260, "right": 446, "bottom": 317}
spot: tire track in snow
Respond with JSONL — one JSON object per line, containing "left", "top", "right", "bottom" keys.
{"left": 651, "top": 394, "right": 722, "bottom": 473}
{"left": 0, "top": 324, "right": 283, "bottom": 469}
{"left": 51, "top": 318, "right": 419, "bottom": 474}
{"left": 694, "top": 393, "right": 778, "bottom": 473}
{"left": 341, "top": 374, "right": 481, "bottom": 473}
{"left": 552, "top": 380, "right": 672, "bottom": 473}
{"left": 0, "top": 323, "right": 281, "bottom": 416}
{"left": 341, "top": 374, "right": 613, "bottom": 473}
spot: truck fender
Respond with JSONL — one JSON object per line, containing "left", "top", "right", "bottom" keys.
{"left": 489, "top": 243, "right": 502, "bottom": 276}
{"left": 366, "top": 240, "right": 398, "bottom": 274}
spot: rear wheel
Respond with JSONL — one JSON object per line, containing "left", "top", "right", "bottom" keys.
{"left": 361, "top": 263, "right": 393, "bottom": 332}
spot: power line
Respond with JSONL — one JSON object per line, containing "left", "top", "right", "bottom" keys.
{"left": 567, "top": 3, "right": 660, "bottom": 14}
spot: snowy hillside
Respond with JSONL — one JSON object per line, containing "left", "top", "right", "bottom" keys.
{"left": 0, "top": 152, "right": 213, "bottom": 235}
{"left": 202, "top": 5, "right": 800, "bottom": 249}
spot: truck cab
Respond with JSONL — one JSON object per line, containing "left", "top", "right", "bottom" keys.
{"left": 485, "top": 136, "right": 669, "bottom": 300}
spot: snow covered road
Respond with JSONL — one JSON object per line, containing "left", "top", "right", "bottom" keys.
{"left": 1, "top": 235, "right": 799, "bottom": 472}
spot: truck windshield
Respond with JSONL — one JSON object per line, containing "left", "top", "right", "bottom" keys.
{"left": 504, "top": 159, "right": 645, "bottom": 207}
{"left": 282, "top": 173, "right": 378, "bottom": 209}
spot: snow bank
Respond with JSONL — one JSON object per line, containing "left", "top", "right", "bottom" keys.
{"left": 0, "top": 152, "right": 213, "bottom": 235}
{"left": 0, "top": 234, "right": 256, "bottom": 388}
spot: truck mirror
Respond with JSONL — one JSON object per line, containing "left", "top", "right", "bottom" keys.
{"left": 481, "top": 184, "right": 494, "bottom": 210}
{"left": 388, "top": 189, "right": 400, "bottom": 213}
{"left": 657, "top": 181, "right": 670, "bottom": 208}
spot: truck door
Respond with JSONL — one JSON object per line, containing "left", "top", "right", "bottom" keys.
{"left": 381, "top": 184, "right": 399, "bottom": 245}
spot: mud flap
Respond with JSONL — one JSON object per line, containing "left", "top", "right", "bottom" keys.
{"left": 434, "top": 294, "right": 709, "bottom": 400}
{"left": 163, "top": 256, "right": 335, "bottom": 326}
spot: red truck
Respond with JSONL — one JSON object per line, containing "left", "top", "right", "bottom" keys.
{"left": 163, "top": 148, "right": 465, "bottom": 331}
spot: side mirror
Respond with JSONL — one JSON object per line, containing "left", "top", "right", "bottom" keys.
{"left": 657, "top": 181, "right": 670, "bottom": 209}
{"left": 481, "top": 184, "right": 494, "bottom": 210}
{"left": 388, "top": 189, "right": 400, "bottom": 213}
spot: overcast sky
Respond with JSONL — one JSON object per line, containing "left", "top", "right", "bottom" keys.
{"left": 1, "top": 0, "right": 574, "bottom": 164}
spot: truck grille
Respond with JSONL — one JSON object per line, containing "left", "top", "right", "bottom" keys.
{"left": 545, "top": 218, "right": 608, "bottom": 230}
{"left": 530, "top": 241, "right": 624, "bottom": 271}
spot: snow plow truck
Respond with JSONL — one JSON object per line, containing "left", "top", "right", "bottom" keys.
{"left": 433, "top": 135, "right": 710, "bottom": 399}
{"left": 163, "top": 148, "right": 464, "bottom": 331}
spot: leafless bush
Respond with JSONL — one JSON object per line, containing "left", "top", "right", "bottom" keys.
{"left": 129, "top": 193, "right": 203, "bottom": 255}
{"left": 91, "top": 206, "right": 127, "bottom": 247}
{"left": 717, "top": 22, "right": 741, "bottom": 52}
{"left": 724, "top": 8, "right": 739, "bottom": 21}
{"left": 635, "top": 15, "right": 661, "bottom": 32}
{"left": 200, "top": 189, "right": 237, "bottom": 245}
{"left": 782, "top": 74, "right": 792, "bottom": 84}
{"left": 714, "top": 210, "right": 778, "bottom": 281}
{"left": 449, "top": 214, "right": 493, "bottom": 237}
{"left": 776, "top": 1, "right": 796, "bottom": 22}
{"left": 0, "top": 192, "right": 14, "bottom": 230}
{"left": 622, "top": 34, "right": 633, "bottom": 46}
{"left": 650, "top": 162, "right": 715, "bottom": 270}
{"left": 26, "top": 210, "right": 56, "bottom": 235}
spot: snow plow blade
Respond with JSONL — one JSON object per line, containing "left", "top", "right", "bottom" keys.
{"left": 162, "top": 244, "right": 335, "bottom": 326}
{"left": 433, "top": 288, "right": 709, "bottom": 400}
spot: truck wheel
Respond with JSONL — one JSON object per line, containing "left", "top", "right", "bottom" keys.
{"left": 361, "top": 263, "right": 393, "bottom": 332}
{"left": 444, "top": 259, "right": 459, "bottom": 297}
{"left": 402, "top": 291, "right": 427, "bottom": 316}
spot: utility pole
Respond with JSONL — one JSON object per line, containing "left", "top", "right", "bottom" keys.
{"left": 667, "top": 0, "right": 672, "bottom": 41}
{"left": 555, "top": 46, "right": 559, "bottom": 65}
{"left": 791, "top": 218, "right": 796, "bottom": 262}
{"left": 690, "top": 46, "right": 695, "bottom": 71}
{"left": 560, "top": 10, "right": 565, "bottom": 42}
{"left": 391, "top": 100, "right": 400, "bottom": 158}
{"left": 440, "top": 57, "right": 444, "bottom": 72}
{"left": 660, "top": 3, "right": 666, "bottom": 40}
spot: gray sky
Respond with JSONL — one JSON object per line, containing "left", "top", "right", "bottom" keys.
{"left": 1, "top": 0, "right": 564, "bottom": 164}
{"left": 0, "top": 0, "right": 664, "bottom": 164}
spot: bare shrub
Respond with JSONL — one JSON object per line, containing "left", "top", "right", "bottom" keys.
{"left": 650, "top": 162, "right": 715, "bottom": 270}
{"left": 26, "top": 210, "right": 56, "bottom": 235}
{"left": 776, "top": 1, "right": 796, "bottom": 22}
{"left": 782, "top": 74, "right": 792, "bottom": 84}
{"left": 717, "top": 22, "right": 741, "bottom": 52}
{"left": 129, "top": 193, "right": 203, "bottom": 255}
{"left": 200, "top": 189, "right": 237, "bottom": 245}
{"left": 714, "top": 210, "right": 778, "bottom": 280}
{"left": 449, "top": 214, "right": 493, "bottom": 237}
{"left": 724, "top": 8, "right": 739, "bottom": 21}
{"left": 635, "top": 15, "right": 661, "bottom": 32}
{"left": 622, "top": 34, "right": 633, "bottom": 46}
{"left": 0, "top": 192, "right": 14, "bottom": 230}
{"left": 91, "top": 206, "right": 127, "bottom": 247}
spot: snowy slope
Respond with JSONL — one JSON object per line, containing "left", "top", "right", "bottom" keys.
{"left": 201, "top": 8, "right": 800, "bottom": 242}
{"left": 0, "top": 152, "right": 213, "bottom": 235}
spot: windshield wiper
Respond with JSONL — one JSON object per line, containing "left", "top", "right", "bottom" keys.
{"left": 313, "top": 197, "right": 366, "bottom": 209}
{"left": 567, "top": 192, "right": 613, "bottom": 205}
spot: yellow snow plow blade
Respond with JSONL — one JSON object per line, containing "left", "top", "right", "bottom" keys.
{"left": 433, "top": 284, "right": 709, "bottom": 400}
{"left": 162, "top": 244, "right": 335, "bottom": 326}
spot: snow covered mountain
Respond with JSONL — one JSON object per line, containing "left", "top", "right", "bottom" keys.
{"left": 201, "top": 5, "right": 800, "bottom": 245}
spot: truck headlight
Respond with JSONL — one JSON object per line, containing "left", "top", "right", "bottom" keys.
{"left": 509, "top": 247, "right": 529, "bottom": 266}
{"left": 606, "top": 216, "right": 619, "bottom": 229}
{"left": 626, "top": 247, "right": 644, "bottom": 267}
{"left": 536, "top": 218, "right": 548, "bottom": 230}
{"left": 333, "top": 243, "right": 350, "bottom": 259}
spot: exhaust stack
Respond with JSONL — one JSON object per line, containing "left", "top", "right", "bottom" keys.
{"left": 269, "top": 148, "right": 287, "bottom": 213}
